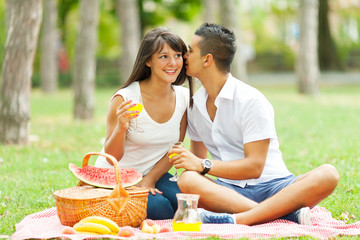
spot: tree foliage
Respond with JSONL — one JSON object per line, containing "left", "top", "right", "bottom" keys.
{"left": 138, "top": 0, "right": 201, "bottom": 33}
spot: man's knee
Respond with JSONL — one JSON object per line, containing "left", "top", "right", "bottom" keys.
{"left": 177, "top": 171, "right": 199, "bottom": 193}
{"left": 320, "top": 164, "right": 340, "bottom": 188}
{"left": 307, "top": 164, "right": 340, "bottom": 194}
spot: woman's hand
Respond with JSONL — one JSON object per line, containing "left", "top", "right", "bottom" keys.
{"left": 135, "top": 176, "right": 163, "bottom": 196}
{"left": 116, "top": 100, "right": 139, "bottom": 130}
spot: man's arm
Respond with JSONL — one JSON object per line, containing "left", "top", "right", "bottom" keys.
{"left": 190, "top": 140, "right": 208, "bottom": 159}
{"left": 174, "top": 139, "right": 270, "bottom": 180}
{"left": 210, "top": 139, "right": 269, "bottom": 180}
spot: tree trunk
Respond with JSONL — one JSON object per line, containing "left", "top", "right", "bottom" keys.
{"left": 41, "top": 0, "right": 58, "bottom": 93}
{"left": 203, "top": 0, "right": 218, "bottom": 23}
{"left": 117, "top": 0, "right": 141, "bottom": 83}
{"left": 73, "top": 0, "right": 99, "bottom": 120}
{"left": 0, "top": 0, "right": 42, "bottom": 145}
{"left": 220, "top": 0, "right": 247, "bottom": 82}
{"left": 296, "top": 0, "right": 320, "bottom": 95}
{"left": 318, "top": 0, "right": 343, "bottom": 70}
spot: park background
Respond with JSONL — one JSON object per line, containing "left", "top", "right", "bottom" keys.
{"left": 0, "top": 0, "right": 360, "bottom": 238}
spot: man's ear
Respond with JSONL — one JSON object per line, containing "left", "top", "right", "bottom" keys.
{"left": 203, "top": 54, "right": 213, "bottom": 67}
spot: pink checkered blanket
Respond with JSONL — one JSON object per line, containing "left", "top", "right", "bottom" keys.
{"left": 10, "top": 206, "right": 360, "bottom": 239}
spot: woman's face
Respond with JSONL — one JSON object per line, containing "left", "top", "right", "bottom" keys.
{"left": 146, "top": 43, "right": 183, "bottom": 84}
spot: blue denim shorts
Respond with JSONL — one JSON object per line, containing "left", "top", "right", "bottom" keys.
{"left": 215, "top": 174, "right": 298, "bottom": 203}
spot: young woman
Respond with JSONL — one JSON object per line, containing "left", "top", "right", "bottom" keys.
{"left": 95, "top": 28, "right": 193, "bottom": 220}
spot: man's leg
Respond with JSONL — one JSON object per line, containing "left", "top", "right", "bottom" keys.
{"left": 234, "top": 164, "right": 339, "bottom": 225}
{"left": 178, "top": 164, "right": 339, "bottom": 225}
{"left": 178, "top": 171, "right": 258, "bottom": 213}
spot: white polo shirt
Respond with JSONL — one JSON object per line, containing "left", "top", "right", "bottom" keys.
{"left": 187, "top": 74, "right": 291, "bottom": 187}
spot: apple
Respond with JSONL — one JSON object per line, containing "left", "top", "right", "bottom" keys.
{"left": 152, "top": 224, "right": 161, "bottom": 233}
{"left": 145, "top": 219, "right": 155, "bottom": 226}
{"left": 118, "top": 226, "right": 135, "bottom": 237}
{"left": 159, "top": 226, "right": 172, "bottom": 233}
{"left": 141, "top": 221, "right": 154, "bottom": 234}
{"left": 61, "top": 226, "right": 76, "bottom": 234}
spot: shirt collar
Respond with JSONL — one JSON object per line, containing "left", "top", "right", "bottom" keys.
{"left": 193, "top": 74, "right": 237, "bottom": 112}
{"left": 217, "top": 74, "right": 236, "bottom": 102}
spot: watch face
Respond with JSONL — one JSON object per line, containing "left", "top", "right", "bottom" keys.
{"left": 204, "top": 159, "right": 212, "bottom": 168}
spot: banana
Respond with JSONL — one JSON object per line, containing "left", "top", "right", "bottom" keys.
{"left": 75, "top": 231, "right": 99, "bottom": 235}
{"left": 73, "top": 222, "right": 112, "bottom": 235}
{"left": 79, "top": 216, "right": 120, "bottom": 234}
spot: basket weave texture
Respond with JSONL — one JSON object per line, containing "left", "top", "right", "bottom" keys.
{"left": 53, "top": 152, "right": 149, "bottom": 227}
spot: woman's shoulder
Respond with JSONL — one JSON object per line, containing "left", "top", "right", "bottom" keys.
{"left": 112, "top": 82, "right": 139, "bottom": 99}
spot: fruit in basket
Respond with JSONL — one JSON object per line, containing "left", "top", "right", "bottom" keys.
{"left": 118, "top": 226, "right": 136, "bottom": 237}
{"left": 69, "top": 163, "right": 142, "bottom": 188}
{"left": 73, "top": 222, "right": 112, "bottom": 235}
{"left": 79, "top": 216, "right": 119, "bottom": 234}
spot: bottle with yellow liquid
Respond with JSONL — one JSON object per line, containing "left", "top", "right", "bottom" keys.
{"left": 172, "top": 193, "right": 202, "bottom": 232}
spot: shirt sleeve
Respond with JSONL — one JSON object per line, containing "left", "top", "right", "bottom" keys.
{"left": 240, "top": 97, "right": 277, "bottom": 144}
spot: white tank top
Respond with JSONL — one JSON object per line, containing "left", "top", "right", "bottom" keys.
{"left": 95, "top": 81, "right": 189, "bottom": 175}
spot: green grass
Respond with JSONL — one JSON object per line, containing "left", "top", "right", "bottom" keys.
{"left": 1, "top": 84, "right": 360, "bottom": 238}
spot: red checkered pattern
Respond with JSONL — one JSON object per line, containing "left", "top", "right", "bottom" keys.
{"left": 10, "top": 206, "right": 360, "bottom": 239}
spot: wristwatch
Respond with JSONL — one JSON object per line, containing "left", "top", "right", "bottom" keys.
{"left": 200, "top": 158, "right": 213, "bottom": 175}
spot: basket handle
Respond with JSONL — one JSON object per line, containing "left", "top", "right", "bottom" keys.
{"left": 82, "top": 152, "right": 121, "bottom": 186}
{"left": 82, "top": 152, "right": 131, "bottom": 213}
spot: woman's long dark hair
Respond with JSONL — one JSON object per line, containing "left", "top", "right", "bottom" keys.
{"left": 120, "top": 27, "right": 193, "bottom": 107}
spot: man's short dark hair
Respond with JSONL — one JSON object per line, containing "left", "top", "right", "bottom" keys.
{"left": 194, "top": 23, "right": 236, "bottom": 73}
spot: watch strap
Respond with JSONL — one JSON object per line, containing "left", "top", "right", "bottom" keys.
{"left": 200, "top": 167, "right": 210, "bottom": 175}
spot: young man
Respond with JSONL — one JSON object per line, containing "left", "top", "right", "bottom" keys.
{"left": 168, "top": 23, "right": 339, "bottom": 225}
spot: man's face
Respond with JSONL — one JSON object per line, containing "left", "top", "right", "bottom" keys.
{"left": 185, "top": 35, "right": 204, "bottom": 78}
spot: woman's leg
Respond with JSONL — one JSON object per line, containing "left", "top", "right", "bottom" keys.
{"left": 146, "top": 172, "right": 181, "bottom": 220}
{"left": 155, "top": 172, "right": 181, "bottom": 211}
{"left": 146, "top": 193, "right": 175, "bottom": 220}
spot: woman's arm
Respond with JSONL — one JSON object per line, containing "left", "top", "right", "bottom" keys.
{"left": 138, "top": 153, "right": 172, "bottom": 195}
{"left": 179, "top": 110, "right": 187, "bottom": 142}
{"left": 139, "top": 111, "right": 188, "bottom": 194}
{"left": 103, "top": 96, "right": 138, "bottom": 164}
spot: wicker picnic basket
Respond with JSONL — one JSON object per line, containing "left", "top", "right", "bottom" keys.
{"left": 53, "top": 152, "right": 149, "bottom": 227}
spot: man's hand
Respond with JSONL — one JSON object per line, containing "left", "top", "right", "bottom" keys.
{"left": 168, "top": 146, "right": 203, "bottom": 173}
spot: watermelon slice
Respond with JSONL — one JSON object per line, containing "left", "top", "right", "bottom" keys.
{"left": 69, "top": 163, "right": 142, "bottom": 189}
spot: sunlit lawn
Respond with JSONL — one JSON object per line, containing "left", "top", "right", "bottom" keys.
{"left": 0, "top": 83, "right": 359, "bottom": 238}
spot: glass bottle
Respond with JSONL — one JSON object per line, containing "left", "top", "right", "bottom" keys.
{"left": 172, "top": 193, "right": 202, "bottom": 232}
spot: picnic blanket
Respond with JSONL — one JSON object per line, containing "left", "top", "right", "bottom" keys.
{"left": 10, "top": 206, "right": 360, "bottom": 240}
